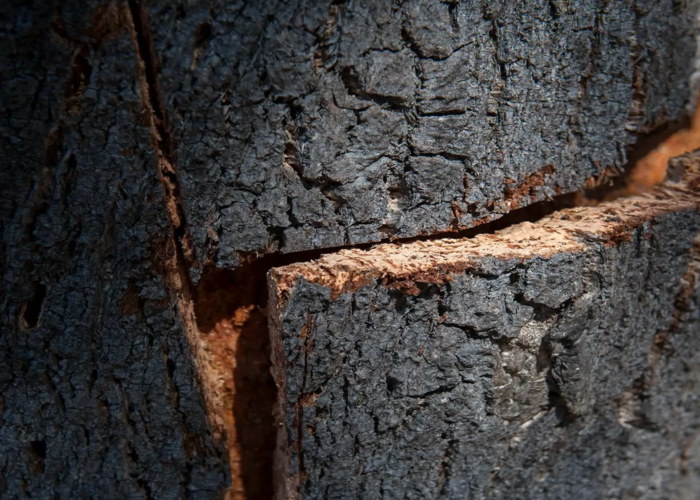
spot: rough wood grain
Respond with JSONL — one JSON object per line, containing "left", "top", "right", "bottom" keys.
{"left": 268, "top": 169, "right": 700, "bottom": 500}
{"left": 143, "top": 0, "right": 696, "bottom": 270}
{"left": 0, "top": 1, "right": 229, "bottom": 497}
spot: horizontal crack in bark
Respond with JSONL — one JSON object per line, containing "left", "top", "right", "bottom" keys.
{"left": 123, "top": 6, "right": 700, "bottom": 496}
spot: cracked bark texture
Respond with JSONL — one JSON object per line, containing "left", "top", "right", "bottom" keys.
{"left": 269, "top": 174, "right": 700, "bottom": 500}
{"left": 2, "top": 1, "right": 700, "bottom": 499}
{"left": 0, "top": 1, "right": 228, "bottom": 498}
{"left": 144, "top": 0, "right": 696, "bottom": 272}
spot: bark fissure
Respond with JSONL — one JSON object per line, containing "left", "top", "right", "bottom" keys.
{"left": 124, "top": 1, "right": 235, "bottom": 490}
{"left": 126, "top": 0, "right": 195, "bottom": 268}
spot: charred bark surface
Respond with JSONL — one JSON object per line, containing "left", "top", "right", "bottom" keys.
{"left": 269, "top": 174, "right": 700, "bottom": 500}
{"left": 2, "top": 1, "right": 700, "bottom": 500}
{"left": 0, "top": 1, "right": 228, "bottom": 498}
{"left": 144, "top": 0, "right": 695, "bottom": 268}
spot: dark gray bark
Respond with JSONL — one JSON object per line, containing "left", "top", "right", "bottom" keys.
{"left": 0, "top": 1, "right": 228, "bottom": 498}
{"left": 1, "top": 1, "right": 699, "bottom": 500}
{"left": 268, "top": 176, "right": 700, "bottom": 500}
{"left": 144, "top": 0, "right": 696, "bottom": 272}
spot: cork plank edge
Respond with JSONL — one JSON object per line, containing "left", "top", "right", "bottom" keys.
{"left": 270, "top": 176, "right": 700, "bottom": 303}
{"left": 267, "top": 167, "right": 700, "bottom": 500}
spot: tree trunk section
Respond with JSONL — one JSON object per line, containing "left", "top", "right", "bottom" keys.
{"left": 1, "top": 1, "right": 699, "bottom": 500}
{"left": 145, "top": 0, "right": 696, "bottom": 268}
{"left": 269, "top": 167, "right": 700, "bottom": 500}
{"left": 1, "top": 1, "right": 228, "bottom": 498}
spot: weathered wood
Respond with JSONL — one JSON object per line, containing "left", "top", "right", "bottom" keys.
{"left": 0, "top": 1, "right": 228, "bottom": 497}
{"left": 143, "top": 0, "right": 696, "bottom": 270}
{"left": 268, "top": 169, "right": 700, "bottom": 500}
{"left": 2, "top": 1, "right": 699, "bottom": 499}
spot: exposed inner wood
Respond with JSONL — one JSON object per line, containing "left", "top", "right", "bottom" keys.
{"left": 192, "top": 249, "right": 344, "bottom": 499}
{"left": 271, "top": 169, "right": 700, "bottom": 302}
{"left": 194, "top": 260, "right": 277, "bottom": 500}
{"left": 624, "top": 95, "right": 700, "bottom": 194}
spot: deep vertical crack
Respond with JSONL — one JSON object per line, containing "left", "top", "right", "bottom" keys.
{"left": 125, "top": 0, "right": 231, "bottom": 490}
{"left": 126, "top": 0, "right": 196, "bottom": 269}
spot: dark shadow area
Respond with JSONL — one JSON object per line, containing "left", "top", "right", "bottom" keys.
{"left": 20, "top": 282, "right": 47, "bottom": 330}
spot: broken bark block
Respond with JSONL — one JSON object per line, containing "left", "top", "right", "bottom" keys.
{"left": 144, "top": 0, "right": 697, "bottom": 268}
{"left": 268, "top": 172, "right": 700, "bottom": 500}
{"left": 3, "top": 1, "right": 699, "bottom": 498}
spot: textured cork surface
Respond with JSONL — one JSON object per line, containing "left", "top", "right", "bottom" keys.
{"left": 144, "top": 0, "right": 697, "bottom": 268}
{"left": 268, "top": 170, "right": 700, "bottom": 500}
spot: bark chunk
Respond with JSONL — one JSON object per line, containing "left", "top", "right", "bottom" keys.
{"left": 0, "top": 2, "right": 229, "bottom": 497}
{"left": 269, "top": 171, "right": 700, "bottom": 500}
{"left": 145, "top": 0, "right": 697, "bottom": 267}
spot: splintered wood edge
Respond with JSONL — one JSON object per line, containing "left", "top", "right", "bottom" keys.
{"left": 269, "top": 176, "right": 700, "bottom": 303}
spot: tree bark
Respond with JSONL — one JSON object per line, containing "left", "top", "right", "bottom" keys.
{"left": 1, "top": 1, "right": 699, "bottom": 500}
{"left": 268, "top": 167, "right": 700, "bottom": 500}
{"left": 145, "top": 0, "right": 697, "bottom": 268}
{"left": 0, "top": 1, "right": 228, "bottom": 498}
